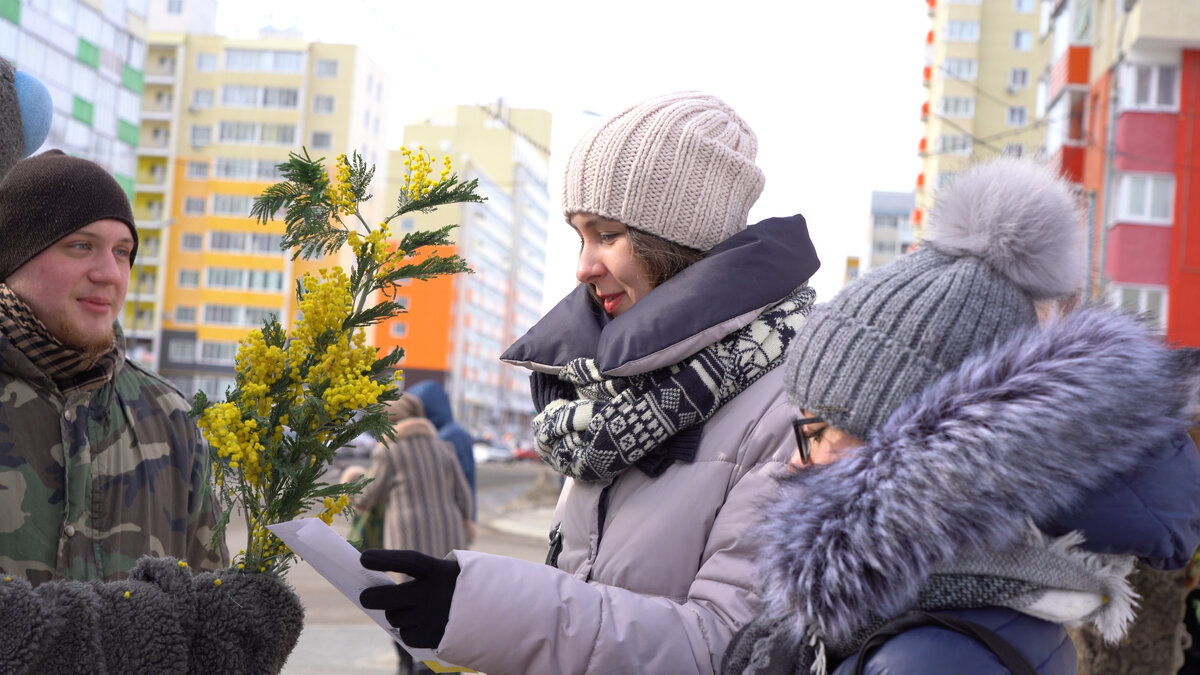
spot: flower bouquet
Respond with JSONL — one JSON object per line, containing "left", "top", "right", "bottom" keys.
{"left": 0, "top": 148, "right": 482, "bottom": 675}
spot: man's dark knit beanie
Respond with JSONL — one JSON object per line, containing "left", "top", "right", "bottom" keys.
{"left": 0, "top": 149, "right": 137, "bottom": 280}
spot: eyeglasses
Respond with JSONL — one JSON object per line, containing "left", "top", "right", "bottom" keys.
{"left": 792, "top": 416, "right": 824, "bottom": 467}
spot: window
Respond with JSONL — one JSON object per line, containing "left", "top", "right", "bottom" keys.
{"left": 186, "top": 161, "right": 208, "bottom": 179}
{"left": 219, "top": 121, "right": 256, "bottom": 142}
{"left": 1009, "top": 68, "right": 1030, "bottom": 91}
{"left": 200, "top": 341, "right": 237, "bottom": 364}
{"left": 215, "top": 157, "right": 254, "bottom": 179}
{"left": 178, "top": 269, "right": 200, "bottom": 287}
{"left": 260, "top": 124, "right": 295, "bottom": 145}
{"left": 943, "top": 58, "right": 978, "bottom": 81}
{"left": 167, "top": 0, "right": 183, "bottom": 14}
{"left": 1119, "top": 174, "right": 1174, "bottom": 224}
{"left": 1127, "top": 64, "right": 1179, "bottom": 111}
{"left": 1007, "top": 106, "right": 1028, "bottom": 127}
{"left": 184, "top": 197, "right": 206, "bottom": 214}
{"left": 937, "top": 135, "right": 973, "bottom": 155}
{"left": 175, "top": 306, "right": 196, "bottom": 323}
{"left": 212, "top": 194, "right": 254, "bottom": 216}
{"left": 222, "top": 85, "right": 259, "bottom": 107}
{"left": 190, "top": 125, "right": 211, "bottom": 147}
{"left": 946, "top": 21, "right": 980, "bottom": 42}
{"left": 316, "top": 59, "right": 338, "bottom": 77}
{"left": 247, "top": 269, "right": 284, "bottom": 291}
{"left": 1013, "top": 0, "right": 1034, "bottom": 12}
{"left": 390, "top": 322, "right": 408, "bottom": 338}
{"left": 1113, "top": 286, "right": 1166, "bottom": 330}
{"left": 244, "top": 308, "right": 276, "bottom": 326}
{"left": 874, "top": 215, "right": 899, "bottom": 230}
{"left": 203, "top": 305, "right": 238, "bottom": 324}
{"left": 1013, "top": 30, "right": 1033, "bottom": 51}
{"left": 207, "top": 267, "right": 245, "bottom": 288}
{"left": 181, "top": 233, "right": 203, "bottom": 250}
{"left": 185, "top": 89, "right": 211, "bottom": 110}
{"left": 311, "top": 131, "right": 332, "bottom": 149}
{"left": 167, "top": 339, "right": 196, "bottom": 362}
{"left": 313, "top": 95, "right": 335, "bottom": 114}
{"left": 196, "top": 53, "right": 218, "bottom": 72}
{"left": 940, "top": 96, "right": 975, "bottom": 117}
{"left": 1003, "top": 143, "right": 1024, "bottom": 157}
{"left": 250, "top": 233, "right": 283, "bottom": 252}
{"left": 263, "top": 87, "right": 298, "bottom": 108}
{"left": 210, "top": 231, "right": 247, "bottom": 251}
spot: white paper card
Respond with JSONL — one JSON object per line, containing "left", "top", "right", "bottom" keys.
{"left": 267, "top": 518, "right": 472, "bottom": 672}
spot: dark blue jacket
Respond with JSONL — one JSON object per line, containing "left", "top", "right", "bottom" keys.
{"left": 407, "top": 380, "right": 476, "bottom": 519}
{"left": 749, "top": 309, "right": 1200, "bottom": 675}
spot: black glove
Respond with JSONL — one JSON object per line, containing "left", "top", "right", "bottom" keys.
{"left": 359, "top": 549, "right": 460, "bottom": 649}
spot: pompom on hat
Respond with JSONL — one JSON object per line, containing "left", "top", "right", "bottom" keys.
{"left": 0, "top": 58, "right": 52, "bottom": 179}
{"left": 562, "top": 91, "right": 765, "bottom": 252}
{"left": 0, "top": 150, "right": 138, "bottom": 280}
{"left": 783, "top": 157, "right": 1084, "bottom": 439}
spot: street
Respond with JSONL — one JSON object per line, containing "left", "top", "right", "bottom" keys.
{"left": 221, "top": 460, "right": 557, "bottom": 674}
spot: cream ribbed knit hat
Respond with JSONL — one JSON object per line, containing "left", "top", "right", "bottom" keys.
{"left": 562, "top": 91, "right": 765, "bottom": 252}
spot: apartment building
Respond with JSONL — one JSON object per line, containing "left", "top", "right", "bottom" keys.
{"left": 1041, "top": 0, "right": 1199, "bottom": 345}
{"left": 0, "top": 0, "right": 152, "bottom": 359}
{"left": 868, "top": 191, "right": 917, "bottom": 270}
{"left": 139, "top": 9, "right": 389, "bottom": 398}
{"left": 917, "top": 0, "right": 1045, "bottom": 227}
{"left": 378, "top": 101, "right": 551, "bottom": 438}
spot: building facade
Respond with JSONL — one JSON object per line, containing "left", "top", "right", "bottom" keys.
{"left": 377, "top": 101, "right": 551, "bottom": 440}
{"left": 918, "top": 0, "right": 1045, "bottom": 227}
{"left": 868, "top": 191, "right": 917, "bottom": 270}
{"left": 139, "top": 18, "right": 389, "bottom": 398}
{"left": 1, "top": 0, "right": 151, "bottom": 357}
{"left": 1041, "top": 0, "right": 1199, "bottom": 344}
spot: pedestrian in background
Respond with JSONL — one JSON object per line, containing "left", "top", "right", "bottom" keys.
{"left": 0, "top": 149, "right": 227, "bottom": 586}
{"left": 406, "top": 379, "right": 476, "bottom": 520}
{"left": 722, "top": 157, "right": 1200, "bottom": 674}
{"left": 361, "top": 90, "right": 820, "bottom": 673}
{"left": 353, "top": 394, "right": 474, "bottom": 675}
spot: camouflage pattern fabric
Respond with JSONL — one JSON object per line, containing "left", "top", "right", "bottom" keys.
{"left": 0, "top": 324, "right": 227, "bottom": 586}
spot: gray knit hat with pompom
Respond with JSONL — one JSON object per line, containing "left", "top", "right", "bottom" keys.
{"left": 784, "top": 157, "right": 1084, "bottom": 439}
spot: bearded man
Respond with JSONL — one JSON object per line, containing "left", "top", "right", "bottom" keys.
{"left": 0, "top": 150, "right": 226, "bottom": 585}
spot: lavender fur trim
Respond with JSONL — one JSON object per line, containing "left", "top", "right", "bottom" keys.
{"left": 757, "top": 307, "right": 1195, "bottom": 645}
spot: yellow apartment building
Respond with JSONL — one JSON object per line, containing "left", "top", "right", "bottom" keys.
{"left": 917, "top": 0, "right": 1046, "bottom": 230}
{"left": 136, "top": 22, "right": 388, "bottom": 399}
{"left": 377, "top": 101, "right": 552, "bottom": 439}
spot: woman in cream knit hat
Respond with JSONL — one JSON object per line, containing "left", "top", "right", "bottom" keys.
{"left": 361, "top": 91, "right": 821, "bottom": 673}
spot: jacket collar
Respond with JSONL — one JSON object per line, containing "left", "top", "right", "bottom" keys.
{"left": 501, "top": 214, "right": 820, "bottom": 377}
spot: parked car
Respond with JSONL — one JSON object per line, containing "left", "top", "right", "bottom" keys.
{"left": 512, "top": 442, "right": 541, "bottom": 462}
{"left": 473, "top": 439, "right": 514, "bottom": 464}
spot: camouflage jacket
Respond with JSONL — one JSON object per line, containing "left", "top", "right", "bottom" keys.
{"left": 0, "top": 327, "right": 227, "bottom": 586}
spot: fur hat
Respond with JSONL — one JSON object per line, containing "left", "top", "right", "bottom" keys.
{"left": 784, "top": 157, "right": 1084, "bottom": 439}
{"left": 562, "top": 91, "right": 765, "bottom": 252}
{"left": 0, "top": 150, "right": 138, "bottom": 280}
{"left": 0, "top": 58, "right": 52, "bottom": 180}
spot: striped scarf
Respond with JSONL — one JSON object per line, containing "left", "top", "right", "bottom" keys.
{"left": 532, "top": 285, "right": 815, "bottom": 482}
{"left": 0, "top": 283, "right": 119, "bottom": 394}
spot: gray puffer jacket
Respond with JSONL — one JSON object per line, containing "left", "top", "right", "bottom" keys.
{"left": 432, "top": 215, "right": 819, "bottom": 674}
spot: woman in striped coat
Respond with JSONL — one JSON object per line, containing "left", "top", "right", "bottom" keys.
{"left": 355, "top": 395, "right": 475, "bottom": 579}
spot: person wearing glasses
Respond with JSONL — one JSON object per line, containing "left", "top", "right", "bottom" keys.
{"left": 358, "top": 91, "right": 821, "bottom": 673}
{"left": 724, "top": 157, "right": 1200, "bottom": 675}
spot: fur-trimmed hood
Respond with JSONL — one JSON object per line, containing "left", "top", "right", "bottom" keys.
{"left": 757, "top": 306, "right": 1200, "bottom": 646}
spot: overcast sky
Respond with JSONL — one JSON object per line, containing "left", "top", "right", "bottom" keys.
{"left": 215, "top": 0, "right": 929, "bottom": 308}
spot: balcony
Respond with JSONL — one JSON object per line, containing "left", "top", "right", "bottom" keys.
{"left": 1048, "top": 45, "right": 1090, "bottom": 106}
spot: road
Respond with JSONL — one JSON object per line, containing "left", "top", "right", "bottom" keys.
{"left": 221, "top": 460, "right": 556, "bottom": 674}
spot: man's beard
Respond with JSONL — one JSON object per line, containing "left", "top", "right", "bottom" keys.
{"left": 49, "top": 318, "right": 116, "bottom": 360}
